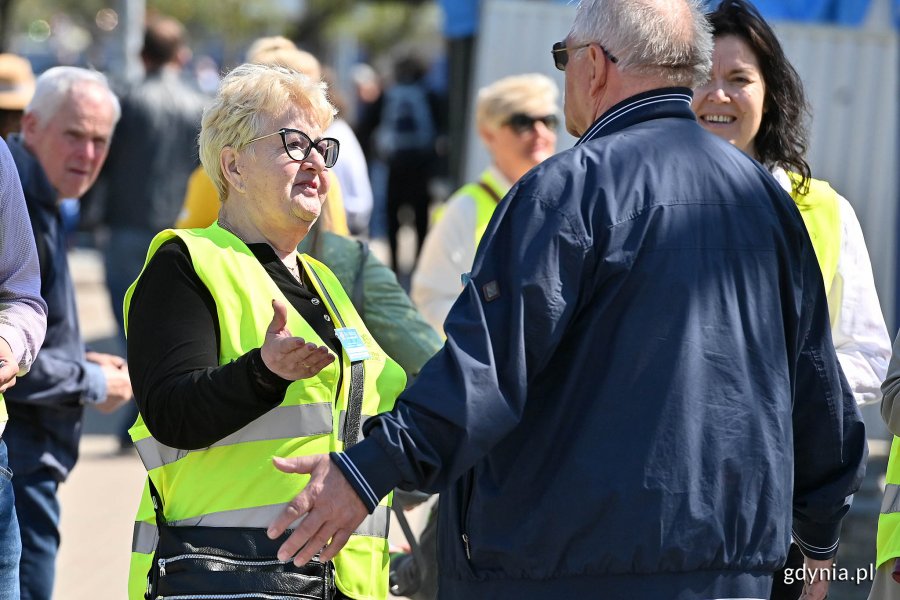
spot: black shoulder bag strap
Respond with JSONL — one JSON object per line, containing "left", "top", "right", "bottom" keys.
{"left": 344, "top": 361, "right": 364, "bottom": 449}
{"left": 147, "top": 475, "right": 166, "bottom": 525}
{"left": 304, "top": 264, "right": 365, "bottom": 449}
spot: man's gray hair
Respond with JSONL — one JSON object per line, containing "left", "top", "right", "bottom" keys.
{"left": 25, "top": 66, "right": 121, "bottom": 126}
{"left": 570, "top": 0, "right": 713, "bottom": 88}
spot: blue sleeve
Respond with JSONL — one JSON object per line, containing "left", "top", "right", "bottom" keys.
{"left": 6, "top": 346, "right": 107, "bottom": 407}
{"left": 790, "top": 230, "right": 868, "bottom": 560}
{"left": 341, "top": 181, "right": 591, "bottom": 504}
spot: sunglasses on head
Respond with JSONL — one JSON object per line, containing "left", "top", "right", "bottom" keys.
{"left": 504, "top": 113, "right": 560, "bottom": 134}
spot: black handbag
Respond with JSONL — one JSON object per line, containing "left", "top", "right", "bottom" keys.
{"left": 145, "top": 477, "right": 334, "bottom": 600}
{"left": 143, "top": 308, "right": 368, "bottom": 600}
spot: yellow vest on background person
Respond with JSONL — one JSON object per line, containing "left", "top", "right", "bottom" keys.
{"left": 175, "top": 165, "right": 350, "bottom": 235}
{"left": 124, "top": 223, "right": 405, "bottom": 600}
{"left": 1, "top": 394, "right": 5, "bottom": 424}
{"left": 431, "top": 169, "right": 507, "bottom": 250}
{"left": 878, "top": 438, "right": 900, "bottom": 572}
{"left": 786, "top": 172, "right": 841, "bottom": 301}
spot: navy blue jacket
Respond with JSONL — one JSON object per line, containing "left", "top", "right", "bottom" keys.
{"left": 4, "top": 135, "right": 106, "bottom": 481}
{"left": 337, "top": 89, "right": 866, "bottom": 598}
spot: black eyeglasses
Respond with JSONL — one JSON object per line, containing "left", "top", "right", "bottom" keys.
{"left": 247, "top": 128, "right": 340, "bottom": 168}
{"left": 504, "top": 113, "right": 560, "bottom": 134}
{"left": 551, "top": 40, "right": 618, "bottom": 71}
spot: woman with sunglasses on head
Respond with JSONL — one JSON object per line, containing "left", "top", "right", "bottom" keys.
{"left": 123, "top": 62, "right": 407, "bottom": 600}
{"left": 693, "top": 2, "right": 891, "bottom": 599}
{"left": 412, "top": 72, "right": 559, "bottom": 336}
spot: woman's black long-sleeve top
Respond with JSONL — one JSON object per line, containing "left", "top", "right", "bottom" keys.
{"left": 126, "top": 237, "right": 341, "bottom": 449}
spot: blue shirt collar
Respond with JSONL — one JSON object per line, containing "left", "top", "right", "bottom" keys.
{"left": 5, "top": 133, "right": 58, "bottom": 211}
{"left": 576, "top": 87, "right": 695, "bottom": 145}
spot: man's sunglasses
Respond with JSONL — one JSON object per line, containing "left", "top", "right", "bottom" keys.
{"left": 504, "top": 113, "right": 560, "bottom": 134}
{"left": 551, "top": 40, "right": 619, "bottom": 71}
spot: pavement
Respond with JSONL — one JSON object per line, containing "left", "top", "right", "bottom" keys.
{"left": 53, "top": 246, "right": 428, "bottom": 599}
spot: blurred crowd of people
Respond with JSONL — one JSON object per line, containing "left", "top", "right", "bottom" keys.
{"left": 2, "top": 0, "right": 900, "bottom": 599}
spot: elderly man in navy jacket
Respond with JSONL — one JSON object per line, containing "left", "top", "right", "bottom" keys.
{"left": 267, "top": 1, "right": 866, "bottom": 599}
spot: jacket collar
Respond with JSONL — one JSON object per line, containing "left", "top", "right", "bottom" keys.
{"left": 6, "top": 133, "right": 58, "bottom": 211}
{"left": 576, "top": 87, "right": 695, "bottom": 145}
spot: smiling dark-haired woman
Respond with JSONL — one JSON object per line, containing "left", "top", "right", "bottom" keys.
{"left": 692, "top": 2, "right": 891, "bottom": 599}
{"left": 124, "top": 62, "right": 406, "bottom": 600}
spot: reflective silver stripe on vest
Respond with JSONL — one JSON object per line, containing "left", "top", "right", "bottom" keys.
{"left": 162, "top": 504, "right": 389, "bottom": 538}
{"left": 336, "top": 411, "right": 372, "bottom": 443}
{"left": 354, "top": 505, "right": 391, "bottom": 538}
{"left": 134, "top": 403, "right": 333, "bottom": 471}
{"left": 132, "top": 520, "right": 160, "bottom": 554}
{"left": 882, "top": 483, "right": 900, "bottom": 514}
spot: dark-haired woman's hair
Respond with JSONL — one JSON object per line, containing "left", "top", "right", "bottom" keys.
{"left": 707, "top": 0, "right": 811, "bottom": 193}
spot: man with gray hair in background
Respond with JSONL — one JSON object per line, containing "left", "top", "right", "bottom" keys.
{"left": 266, "top": 1, "right": 865, "bottom": 599}
{"left": 5, "top": 66, "right": 132, "bottom": 600}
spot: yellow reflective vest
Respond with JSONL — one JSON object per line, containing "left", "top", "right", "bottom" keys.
{"left": 878, "top": 439, "right": 900, "bottom": 569}
{"left": 432, "top": 169, "right": 507, "bottom": 250}
{"left": 787, "top": 172, "right": 841, "bottom": 299}
{"left": 125, "top": 223, "right": 406, "bottom": 600}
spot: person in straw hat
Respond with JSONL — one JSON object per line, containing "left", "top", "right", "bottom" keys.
{"left": 0, "top": 54, "right": 35, "bottom": 139}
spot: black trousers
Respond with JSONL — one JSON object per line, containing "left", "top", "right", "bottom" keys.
{"left": 385, "top": 152, "right": 434, "bottom": 272}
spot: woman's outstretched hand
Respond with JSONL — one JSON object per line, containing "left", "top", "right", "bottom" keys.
{"left": 261, "top": 299, "right": 335, "bottom": 380}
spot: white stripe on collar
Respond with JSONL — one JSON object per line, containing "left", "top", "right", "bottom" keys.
{"left": 577, "top": 92, "right": 693, "bottom": 145}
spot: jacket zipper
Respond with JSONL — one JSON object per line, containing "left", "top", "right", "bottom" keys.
{"left": 460, "top": 469, "right": 475, "bottom": 560}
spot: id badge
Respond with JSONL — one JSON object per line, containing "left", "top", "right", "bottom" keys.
{"left": 334, "top": 327, "right": 371, "bottom": 361}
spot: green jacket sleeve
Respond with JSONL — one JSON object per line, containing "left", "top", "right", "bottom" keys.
{"left": 304, "top": 231, "right": 443, "bottom": 378}
{"left": 358, "top": 249, "right": 443, "bottom": 377}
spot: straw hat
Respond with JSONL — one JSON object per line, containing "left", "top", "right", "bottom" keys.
{"left": 0, "top": 54, "right": 35, "bottom": 111}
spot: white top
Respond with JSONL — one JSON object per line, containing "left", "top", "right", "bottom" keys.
{"left": 773, "top": 167, "right": 891, "bottom": 405}
{"left": 411, "top": 166, "right": 511, "bottom": 336}
{"left": 325, "top": 119, "right": 373, "bottom": 235}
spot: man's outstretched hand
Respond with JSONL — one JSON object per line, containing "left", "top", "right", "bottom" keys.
{"left": 267, "top": 454, "right": 369, "bottom": 565}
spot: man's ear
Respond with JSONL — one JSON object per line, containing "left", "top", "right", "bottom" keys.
{"left": 588, "top": 43, "right": 609, "bottom": 98}
{"left": 220, "top": 146, "right": 244, "bottom": 194}
{"left": 20, "top": 112, "right": 38, "bottom": 142}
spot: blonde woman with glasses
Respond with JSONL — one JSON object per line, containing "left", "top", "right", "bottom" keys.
{"left": 124, "top": 63, "right": 406, "bottom": 600}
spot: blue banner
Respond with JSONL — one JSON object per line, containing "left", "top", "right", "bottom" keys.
{"left": 441, "top": 0, "right": 886, "bottom": 37}
{"left": 438, "top": 0, "right": 480, "bottom": 38}
{"left": 710, "top": 0, "right": 872, "bottom": 26}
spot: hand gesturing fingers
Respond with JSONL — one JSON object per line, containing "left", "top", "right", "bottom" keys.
{"left": 260, "top": 299, "right": 336, "bottom": 380}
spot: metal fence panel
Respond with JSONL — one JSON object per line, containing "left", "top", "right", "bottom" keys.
{"left": 775, "top": 24, "right": 898, "bottom": 329}
{"left": 468, "top": 0, "right": 898, "bottom": 328}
